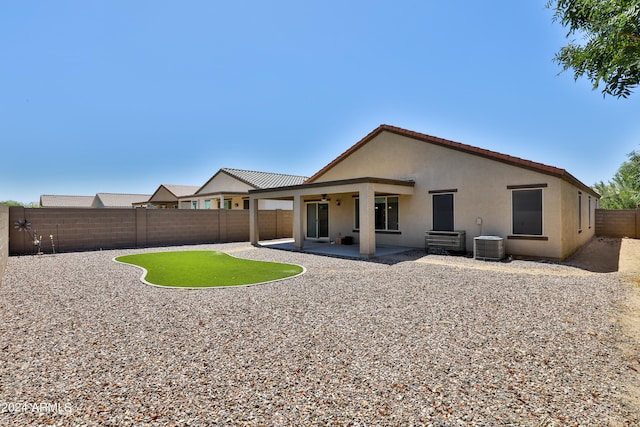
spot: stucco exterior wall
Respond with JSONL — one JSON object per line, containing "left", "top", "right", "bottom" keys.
{"left": 311, "top": 131, "right": 592, "bottom": 259}
{"left": 198, "top": 172, "right": 253, "bottom": 194}
{"left": 180, "top": 196, "right": 292, "bottom": 210}
{"left": 558, "top": 180, "right": 597, "bottom": 258}
{"left": 148, "top": 187, "right": 179, "bottom": 205}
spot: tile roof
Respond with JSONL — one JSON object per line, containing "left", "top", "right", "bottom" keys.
{"left": 39, "top": 195, "right": 94, "bottom": 208}
{"left": 308, "top": 124, "right": 599, "bottom": 197}
{"left": 93, "top": 193, "right": 151, "bottom": 208}
{"left": 220, "top": 168, "right": 309, "bottom": 189}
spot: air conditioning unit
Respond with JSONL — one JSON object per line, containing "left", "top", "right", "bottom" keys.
{"left": 473, "top": 236, "right": 505, "bottom": 260}
{"left": 425, "top": 231, "right": 466, "bottom": 252}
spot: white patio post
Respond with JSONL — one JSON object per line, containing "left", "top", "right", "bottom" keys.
{"left": 358, "top": 183, "right": 376, "bottom": 257}
{"left": 249, "top": 196, "right": 259, "bottom": 245}
{"left": 293, "top": 194, "right": 304, "bottom": 250}
{"left": 219, "top": 194, "right": 225, "bottom": 209}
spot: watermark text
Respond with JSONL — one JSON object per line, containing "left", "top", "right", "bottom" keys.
{"left": 0, "top": 401, "right": 72, "bottom": 415}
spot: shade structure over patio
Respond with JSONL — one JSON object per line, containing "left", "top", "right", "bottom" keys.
{"left": 249, "top": 177, "right": 415, "bottom": 257}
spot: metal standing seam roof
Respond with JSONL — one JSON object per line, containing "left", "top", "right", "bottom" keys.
{"left": 39, "top": 195, "right": 95, "bottom": 208}
{"left": 94, "top": 193, "right": 152, "bottom": 207}
{"left": 220, "top": 168, "right": 309, "bottom": 189}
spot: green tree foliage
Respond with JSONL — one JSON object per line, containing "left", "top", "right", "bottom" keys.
{"left": 0, "top": 200, "right": 39, "bottom": 207}
{"left": 548, "top": 0, "right": 640, "bottom": 97}
{"left": 0, "top": 200, "right": 25, "bottom": 206}
{"left": 594, "top": 150, "right": 640, "bottom": 208}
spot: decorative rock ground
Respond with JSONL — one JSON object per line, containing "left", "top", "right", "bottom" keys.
{"left": 0, "top": 242, "right": 638, "bottom": 425}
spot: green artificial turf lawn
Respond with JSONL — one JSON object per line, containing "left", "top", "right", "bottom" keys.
{"left": 115, "top": 250, "right": 304, "bottom": 288}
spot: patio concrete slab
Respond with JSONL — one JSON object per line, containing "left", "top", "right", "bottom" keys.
{"left": 258, "top": 238, "right": 416, "bottom": 259}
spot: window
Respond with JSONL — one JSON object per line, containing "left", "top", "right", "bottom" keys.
{"left": 433, "top": 194, "right": 454, "bottom": 231}
{"left": 354, "top": 196, "right": 399, "bottom": 231}
{"left": 191, "top": 200, "right": 198, "bottom": 209}
{"left": 578, "top": 192, "right": 582, "bottom": 231}
{"left": 243, "top": 199, "right": 250, "bottom": 210}
{"left": 204, "top": 200, "right": 211, "bottom": 209}
{"left": 512, "top": 189, "right": 543, "bottom": 235}
{"left": 224, "top": 200, "right": 232, "bottom": 209}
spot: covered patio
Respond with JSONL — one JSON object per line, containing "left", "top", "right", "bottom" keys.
{"left": 249, "top": 177, "right": 415, "bottom": 258}
{"left": 258, "top": 238, "right": 417, "bottom": 259}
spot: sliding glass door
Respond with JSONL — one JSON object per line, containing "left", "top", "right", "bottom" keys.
{"left": 306, "top": 202, "right": 329, "bottom": 240}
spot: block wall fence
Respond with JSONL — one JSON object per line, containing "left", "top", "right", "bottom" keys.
{"left": 3, "top": 207, "right": 636, "bottom": 257}
{"left": 595, "top": 208, "right": 640, "bottom": 238}
{"left": 0, "top": 205, "right": 8, "bottom": 285}
{"left": 8, "top": 207, "right": 293, "bottom": 256}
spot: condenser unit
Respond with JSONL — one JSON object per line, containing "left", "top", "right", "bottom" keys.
{"left": 473, "top": 236, "right": 505, "bottom": 260}
{"left": 425, "top": 231, "right": 466, "bottom": 252}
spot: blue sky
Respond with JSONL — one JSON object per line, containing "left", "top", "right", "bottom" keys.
{"left": 2, "top": 1, "right": 639, "bottom": 204}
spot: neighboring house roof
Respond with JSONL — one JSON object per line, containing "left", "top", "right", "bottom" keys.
{"left": 308, "top": 124, "right": 599, "bottom": 197}
{"left": 162, "top": 184, "right": 200, "bottom": 198}
{"left": 40, "top": 195, "right": 94, "bottom": 208}
{"left": 196, "top": 168, "right": 309, "bottom": 194}
{"left": 147, "top": 184, "right": 200, "bottom": 203}
{"left": 92, "top": 193, "right": 151, "bottom": 208}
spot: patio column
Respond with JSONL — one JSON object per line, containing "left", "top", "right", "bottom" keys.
{"left": 249, "top": 197, "right": 259, "bottom": 244}
{"left": 219, "top": 194, "right": 225, "bottom": 210}
{"left": 293, "top": 194, "right": 304, "bottom": 250}
{"left": 358, "top": 184, "right": 376, "bottom": 257}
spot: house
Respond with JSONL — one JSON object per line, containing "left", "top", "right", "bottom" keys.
{"left": 40, "top": 195, "right": 95, "bottom": 208}
{"left": 91, "top": 193, "right": 151, "bottom": 208}
{"left": 178, "top": 168, "right": 308, "bottom": 210}
{"left": 249, "top": 124, "right": 599, "bottom": 260}
{"left": 141, "top": 184, "right": 200, "bottom": 209}
{"left": 41, "top": 193, "right": 152, "bottom": 208}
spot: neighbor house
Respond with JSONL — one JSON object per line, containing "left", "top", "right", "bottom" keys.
{"left": 140, "top": 184, "right": 200, "bottom": 209}
{"left": 178, "top": 168, "right": 308, "bottom": 210}
{"left": 249, "top": 124, "right": 599, "bottom": 260}
{"left": 41, "top": 193, "right": 151, "bottom": 208}
{"left": 40, "top": 195, "right": 95, "bottom": 208}
{"left": 91, "top": 193, "right": 151, "bottom": 208}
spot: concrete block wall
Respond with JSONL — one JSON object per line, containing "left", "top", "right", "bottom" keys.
{"left": 8, "top": 207, "right": 292, "bottom": 255}
{"left": 595, "top": 209, "right": 639, "bottom": 238}
{"left": 0, "top": 204, "right": 8, "bottom": 286}
{"left": 145, "top": 210, "right": 210, "bottom": 246}
{"left": 9, "top": 207, "right": 137, "bottom": 254}
{"left": 226, "top": 210, "right": 250, "bottom": 242}
{"left": 258, "top": 210, "right": 293, "bottom": 240}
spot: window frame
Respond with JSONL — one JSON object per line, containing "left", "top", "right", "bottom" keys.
{"left": 578, "top": 191, "right": 582, "bottom": 232}
{"left": 510, "top": 187, "right": 544, "bottom": 237}
{"left": 432, "top": 193, "right": 455, "bottom": 231}
{"left": 354, "top": 195, "right": 400, "bottom": 232}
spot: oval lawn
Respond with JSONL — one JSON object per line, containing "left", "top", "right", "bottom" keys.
{"left": 115, "top": 250, "right": 304, "bottom": 288}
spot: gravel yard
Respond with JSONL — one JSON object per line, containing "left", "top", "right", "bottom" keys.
{"left": 1, "top": 242, "right": 639, "bottom": 426}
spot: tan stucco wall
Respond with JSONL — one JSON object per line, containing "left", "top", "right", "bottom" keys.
{"left": 560, "top": 179, "right": 596, "bottom": 257}
{"left": 199, "top": 172, "right": 254, "bottom": 194}
{"left": 311, "top": 131, "right": 593, "bottom": 259}
{"left": 149, "top": 187, "right": 177, "bottom": 203}
{"left": 180, "top": 196, "right": 292, "bottom": 210}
